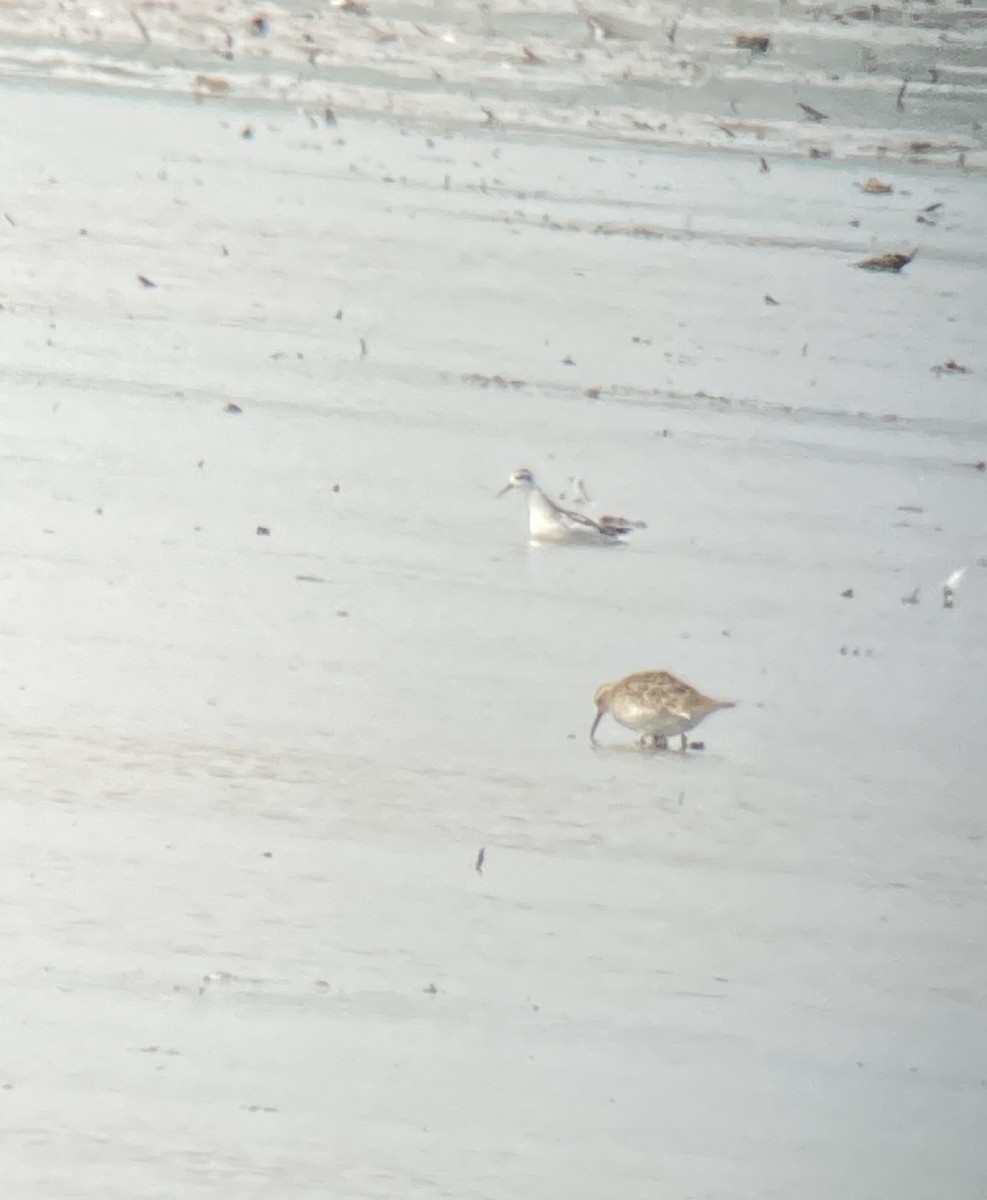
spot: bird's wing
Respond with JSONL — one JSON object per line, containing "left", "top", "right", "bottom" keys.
{"left": 545, "top": 495, "right": 620, "bottom": 537}
{"left": 625, "top": 672, "right": 704, "bottom": 715}
{"left": 598, "top": 514, "right": 647, "bottom": 534}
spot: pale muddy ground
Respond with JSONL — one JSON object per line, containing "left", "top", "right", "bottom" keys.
{"left": 1, "top": 3, "right": 986, "bottom": 1198}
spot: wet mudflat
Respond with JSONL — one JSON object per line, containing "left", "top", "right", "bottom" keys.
{"left": 0, "top": 3, "right": 985, "bottom": 1197}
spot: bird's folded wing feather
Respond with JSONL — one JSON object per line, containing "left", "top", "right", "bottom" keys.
{"left": 547, "top": 496, "right": 617, "bottom": 534}
{"left": 599, "top": 514, "right": 647, "bottom": 534}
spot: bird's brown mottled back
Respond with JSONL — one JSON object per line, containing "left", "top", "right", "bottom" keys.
{"left": 590, "top": 669, "right": 736, "bottom": 749}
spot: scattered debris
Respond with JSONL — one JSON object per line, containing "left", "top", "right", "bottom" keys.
{"left": 942, "top": 567, "right": 965, "bottom": 609}
{"left": 900, "top": 587, "right": 920, "bottom": 605}
{"left": 224, "top": 402, "right": 243, "bottom": 413}
{"left": 840, "top": 646, "right": 876, "bottom": 656}
{"left": 481, "top": 107, "right": 497, "bottom": 126}
{"left": 932, "top": 359, "right": 970, "bottom": 376}
{"left": 336, "top": 610, "right": 349, "bottom": 617}
{"left": 4, "top": 212, "right": 15, "bottom": 226}
{"left": 221, "top": 245, "right": 229, "bottom": 257}
{"left": 359, "top": 337, "right": 368, "bottom": 358}
{"left": 856, "top": 249, "right": 916, "bottom": 273}
{"left": 256, "top": 525, "right": 270, "bottom": 536}
{"left": 197, "top": 459, "right": 205, "bottom": 469}
{"left": 423, "top": 982, "right": 438, "bottom": 994}
{"left": 521, "top": 46, "right": 544, "bottom": 64}
{"left": 955, "top": 460, "right": 985, "bottom": 471}
{"left": 462, "top": 372, "right": 524, "bottom": 390}
{"left": 295, "top": 574, "right": 326, "bottom": 583}
{"left": 584, "top": 386, "right": 602, "bottom": 399}
{"left": 585, "top": 13, "right": 620, "bottom": 39}
{"left": 243, "top": 1105, "right": 279, "bottom": 1113}
{"left": 95, "top": 506, "right": 104, "bottom": 516}
{"left": 763, "top": 293, "right": 780, "bottom": 306}
{"left": 249, "top": 13, "right": 269, "bottom": 36}
{"left": 858, "top": 176, "right": 893, "bottom": 194}
{"left": 798, "top": 102, "right": 828, "bottom": 122}
{"left": 332, "top": 483, "right": 341, "bottom": 493}
{"left": 324, "top": 106, "right": 337, "bottom": 126}
{"left": 475, "top": 847, "right": 485, "bottom": 873}
{"left": 262, "top": 850, "right": 273, "bottom": 858}
{"left": 808, "top": 147, "right": 831, "bottom": 159}
{"left": 916, "top": 201, "right": 943, "bottom": 227}
{"left": 734, "top": 32, "right": 770, "bottom": 52}
{"left": 896, "top": 504, "right": 923, "bottom": 513}
{"left": 240, "top": 125, "right": 254, "bottom": 140}
{"left": 688, "top": 741, "right": 706, "bottom": 751}
{"left": 895, "top": 80, "right": 907, "bottom": 112}
{"left": 193, "top": 75, "right": 231, "bottom": 96}
{"left": 137, "top": 273, "right": 156, "bottom": 288}
{"left": 130, "top": 8, "right": 152, "bottom": 43}
{"left": 906, "top": 140, "right": 932, "bottom": 154}
{"left": 841, "top": 587, "right": 854, "bottom": 598}
{"left": 562, "top": 355, "right": 576, "bottom": 365}
{"left": 200, "top": 970, "right": 238, "bottom": 993}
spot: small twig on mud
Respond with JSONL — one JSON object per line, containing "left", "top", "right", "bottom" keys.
{"left": 130, "top": 8, "right": 152, "bottom": 43}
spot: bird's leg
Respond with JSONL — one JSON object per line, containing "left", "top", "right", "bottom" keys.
{"left": 678, "top": 734, "right": 688, "bottom": 753}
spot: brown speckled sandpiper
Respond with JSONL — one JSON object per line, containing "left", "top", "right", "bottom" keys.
{"left": 590, "top": 670, "right": 736, "bottom": 751}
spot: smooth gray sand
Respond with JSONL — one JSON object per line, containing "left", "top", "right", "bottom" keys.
{"left": 1, "top": 3, "right": 985, "bottom": 1196}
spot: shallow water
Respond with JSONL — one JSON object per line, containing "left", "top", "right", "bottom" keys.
{"left": 1, "top": 4, "right": 986, "bottom": 1198}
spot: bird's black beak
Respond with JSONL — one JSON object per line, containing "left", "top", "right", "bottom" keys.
{"left": 589, "top": 709, "right": 604, "bottom": 742}
{"left": 495, "top": 483, "right": 513, "bottom": 499}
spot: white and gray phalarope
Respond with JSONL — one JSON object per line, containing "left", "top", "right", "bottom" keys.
{"left": 497, "top": 467, "right": 645, "bottom": 544}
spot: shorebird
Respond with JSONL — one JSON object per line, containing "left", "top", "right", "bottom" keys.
{"left": 590, "top": 670, "right": 736, "bottom": 751}
{"left": 497, "top": 467, "right": 645, "bottom": 544}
